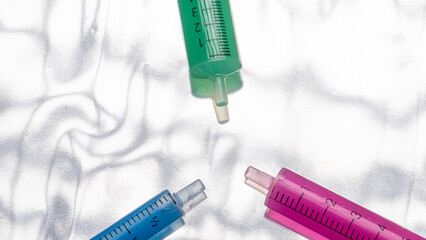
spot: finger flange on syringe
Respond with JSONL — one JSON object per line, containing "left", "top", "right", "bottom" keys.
{"left": 90, "top": 180, "right": 207, "bottom": 240}
{"left": 245, "top": 166, "right": 425, "bottom": 240}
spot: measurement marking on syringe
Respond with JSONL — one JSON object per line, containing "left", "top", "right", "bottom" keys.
{"left": 320, "top": 206, "right": 329, "bottom": 223}
{"left": 215, "top": 29, "right": 227, "bottom": 33}
{"left": 207, "top": 0, "right": 231, "bottom": 58}
{"left": 295, "top": 193, "right": 303, "bottom": 209}
{"left": 304, "top": 207, "right": 309, "bottom": 216}
{"left": 207, "top": 38, "right": 228, "bottom": 42}
{"left": 96, "top": 194, "right": 176, "bottom": 240}
{"left": 204, "top": 22, "right": 222, "bottom": 27}
{"left": 346, "top": 219, "right": 354, "bottom": 235}
{"left": 201, "top": 7, "right": 221, "bottom": 11}
{"left": 271, "top": 191, "right": 376, "bottom": 240}
{"left": 211, "top": 54, "right": 230, "bottom": 57}
{"left": 123, "top": 223, "right": 130, "bottom": 234}
{"left": 168, "top": 193, "right": 177, "bottom": 204}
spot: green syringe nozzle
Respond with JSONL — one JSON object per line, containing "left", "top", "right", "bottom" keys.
{"left": 210, "top": 75, "right": 229, "bottom": 124}
{"left": 210, "top": 75, "right": 228, "bottom": 107}
{"left": 212, "top": 98, "right": 229, "bottom": 124}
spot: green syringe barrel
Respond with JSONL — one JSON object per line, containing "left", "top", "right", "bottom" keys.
{"left": 178, "top": 0, "right": 243, "bottom": 123}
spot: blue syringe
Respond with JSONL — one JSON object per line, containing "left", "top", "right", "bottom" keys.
{"left": 90, "top": 180, "right": 206, "bottom": 240}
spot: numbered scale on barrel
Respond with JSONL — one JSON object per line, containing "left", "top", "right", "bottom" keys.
{"left": 245, "top": 166, "right": 425, "bottom": 240}
{"left": 90, "top": 180, "right": 207, "bottom": 240}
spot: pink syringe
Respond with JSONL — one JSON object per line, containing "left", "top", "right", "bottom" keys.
{"left": 245, "top": 166, "right": 425, "bottom": 240}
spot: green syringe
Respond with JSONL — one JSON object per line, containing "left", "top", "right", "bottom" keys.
{"left": 178, "top": 0, "right": 243, "bottom": 124}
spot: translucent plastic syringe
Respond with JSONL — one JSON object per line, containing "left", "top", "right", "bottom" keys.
{"left": 245, "top": 166, "right": 425, "bottom": 240}
{"left": 178, "top": 0, "right": 243, "bottom": 124}
{"left": 90, "top": 180, "right": 206, "bottom": 240}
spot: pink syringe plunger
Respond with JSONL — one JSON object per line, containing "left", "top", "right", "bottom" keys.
{"left": 245, "top": 166, "right": 425, "bottom": 240}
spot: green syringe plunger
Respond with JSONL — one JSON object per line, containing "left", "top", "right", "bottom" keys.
{"left": 178, "top": 0, "right": 243, "bottom": 124}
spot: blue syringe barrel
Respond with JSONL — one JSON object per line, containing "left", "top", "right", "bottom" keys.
{"left": 91, "top": 180, "right": 206, "bottom": 240}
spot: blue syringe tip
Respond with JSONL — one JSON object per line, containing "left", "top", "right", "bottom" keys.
{"left": 176, "top": 179, "right": 207, "bottom": 215}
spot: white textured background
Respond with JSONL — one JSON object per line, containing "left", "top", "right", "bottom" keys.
{"left": 1, "top": 0, "right": 426, "bottom": 239}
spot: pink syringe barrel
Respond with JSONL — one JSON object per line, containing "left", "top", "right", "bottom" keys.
{"left": 245, "top": 166, "right": 425, "bottom": 240}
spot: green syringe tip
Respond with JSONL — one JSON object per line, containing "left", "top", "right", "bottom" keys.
{"left": 210, "top": 75, "right": 228, "bottom": 107}
{"left": 210, "top": 75, "right": 229, "bottom": 124}
{"left": 212, "top": 98, "right": 229, "bottom": 124}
